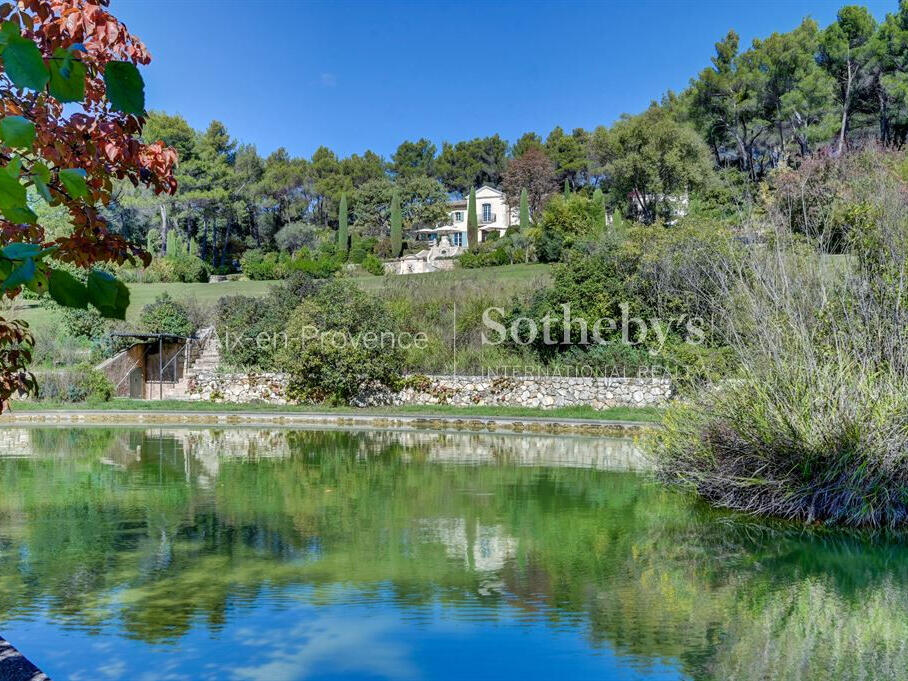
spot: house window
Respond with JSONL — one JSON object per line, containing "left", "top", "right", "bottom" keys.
{"left": 482, "top": 203, "right": 492, "bottom": 222}
{"left": 451, "top": 232, "right": 463, "bottom": 247}
{"left": 454, "top": 211, "right": 463, "bottom": 222}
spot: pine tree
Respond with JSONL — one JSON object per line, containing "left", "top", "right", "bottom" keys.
{"left": 592, "top": 186, "right": 605, "bottom": 230}
{"left": 466, "top": 187, "right": 478, "bottom": 249}
{"left": 337, "top": 193, "right": 349, "bottom": 257}
{"left": 390, "top": 188, "right": 402, "bottom": 257}
{"left": 519, "top": 188, "right": 530, "bottom": 231}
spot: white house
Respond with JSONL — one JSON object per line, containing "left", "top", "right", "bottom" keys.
{"left": 416, "top": 185, "right": 518, "bottom": 246}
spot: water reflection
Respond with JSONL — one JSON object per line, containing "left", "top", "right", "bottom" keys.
{"left": 0, "top": 427, "right": 905, "bottom": 681}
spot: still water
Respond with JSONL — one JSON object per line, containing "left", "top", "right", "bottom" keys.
{"left": 0, "top": 426, "right": 905, "bottom": 681}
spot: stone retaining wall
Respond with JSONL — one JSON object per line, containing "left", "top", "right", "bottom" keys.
{"left": 186, "top": 371, "right": 672, "bottom": 409}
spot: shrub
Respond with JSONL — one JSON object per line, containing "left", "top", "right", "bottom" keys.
{"left": 361, "top": 253, "right": 385, "bottom": 276}
{"left": 458, "top": 243, "right": 510, "bottom": 268}
{"left": 139, "top": 292, "right": 195, "bottom": 337}
{"left": 274, "top": 222, "right": 322, "bottom": 253}
{"left": 373, "top": 238, "right": 394, "bottom": 259}
{"left": 36, "top": 364, "right": 114, "bottom": 403}
{"left": 538, "top": 193, "right": 605, "bottom": 242}
{"left": 61, "top": 306, "right": 108, "bottom": 340}
{"left": 240, "top": 249, "right": 279, "bottom": 280}
{"left": 348, "top": 236, "right": 377, "bottom": 264}
{"left": 535, "top": 227, "right": 563, "bottom": 263}
{"left": 348, "top": 242, "right": 368, "bottom": 264}
{"left": 286, "top": 253, "right": 342, "bottom": 278}
{"left": 147, "top": 254, "right": 209, "bottom": 283}
{"left": 30, "top": 324, "right": 90, "bottom": 367}
{"left": 277, "top": 280, "right": 403, "bottom": 404}
{"left": 216, "top": 274, "right": 324, "bottom": 369}
{"left": 241, "top": 249, "right": 342, "bottom": 280}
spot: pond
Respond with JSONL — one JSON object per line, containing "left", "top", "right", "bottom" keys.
{"left": 0, "top": 426, "right": 905, "bottom": 681}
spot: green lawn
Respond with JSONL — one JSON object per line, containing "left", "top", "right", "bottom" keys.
{"left": 11, "top": 263, "right": 552, "bottom": 333}
{"left": 13, "top": 279, "right": 278, "bottom": 332}
{"left": 9, "top": 398, "right": 662, "bottom": 423}
{"left": 353, "top": 262, "right": 552, "bottom": 292}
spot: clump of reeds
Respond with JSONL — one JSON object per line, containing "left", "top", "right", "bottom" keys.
{"left": 651, "top": 150, "right": 908, "bottom": 529}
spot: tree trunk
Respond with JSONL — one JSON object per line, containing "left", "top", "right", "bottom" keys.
{"left": 250, "top": 205, "right": 261, "bottom": 247}
{"left": 837, "top": 61, "right": 853, "bottom": 156}
{"left": 221, "top": 218, "right": 232, "bottom": 269}
{"left": 159, "top": 203, "right": 168, "bottom": 255}
{"left": 879, "top": 87, "right": 890, "bottom": 145}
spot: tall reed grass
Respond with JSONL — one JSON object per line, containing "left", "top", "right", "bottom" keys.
{"left": 651, "top": 150, "right": 908, "bottom": 528}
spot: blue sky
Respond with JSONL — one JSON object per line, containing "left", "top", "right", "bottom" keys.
{"left": 114, "top": 0, "right": 895, "bottom": 159}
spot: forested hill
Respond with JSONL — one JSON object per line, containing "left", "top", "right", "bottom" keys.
{"left": 95, "top": 2, "right": 906, "bottom": 258}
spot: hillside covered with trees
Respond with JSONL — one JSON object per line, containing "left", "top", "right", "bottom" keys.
{"left": 100, "top": 2, "right": 908, "bottom": 274}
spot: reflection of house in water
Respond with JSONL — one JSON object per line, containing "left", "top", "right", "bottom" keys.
{"left": 425, "top": 518, "right": 518, "bottom": 573}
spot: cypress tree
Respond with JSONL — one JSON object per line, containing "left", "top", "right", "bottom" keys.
{"left": 519, "top": 188, "right": 530, "bottom": 231}
{"left": 564, "top": 178, "right": 571, "bottom": 196}
{"left": 166, "top": 230, "right": 181, "bottom": 256}
{"left": 612, "top": 207, "right": 624, "bottom": 233}
{"left": 390, "top": 188, "right": 402, "bottom": 257}
{"left": 592, "top": 186, "right": 605, "bottom": 230}
{"left": 337, "top": 193, "right": 349, "bottom": 257}
{"left": 466, "top": 187, "right": 478, "bottom": 249}
{"left": 146, "top": 229, "right": 159, "bottom": 256}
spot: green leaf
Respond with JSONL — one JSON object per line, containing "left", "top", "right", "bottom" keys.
{"left": 58, "top": 167, "right": 88, "bottom": 199}
{"left": 3, "top": 156, "right": 21, "bottom": 178}
{"left": 31, "top": 161, "right": 52, "bottom": 202}
{"left": 104, "top": 61, "right": 145, "bottom": 115}
{"left": 2, "top": 256, "right": 34, "bottom": 291}
{"left": 35, "top": 245, "right": 59, "bottom": 260}
{"left": 2, "top": 33, "right": 49, "bottom": 91}
{"left": 32, "top": 176, "right": 52, "bottom": 203}
{"left": 48, "top": 47, "right": 85, "bottom": 102}
{"left": 0, "top": 115, "right": 35, "bottom": 147}
{"left": 31, "top": 161, "right": 50, "bottom": 184}
{"left": 87, "top": 269, "right": 129, "bottom": 319}
{"left": 25, "top": 267, "right": 47, "bottom": 294}
{"left": 48, "top": 268, "right": 88, "bottom": 309}
{"left": 0, "top": 168, "right": 26, "bottom": 211}
{"left": 1, "top": 203, "right": 37, "bottom": 224}
{"left": 0, "top": 21, "right": 18, "bottom": 50}
{"left": 1, "top": 242, "right": 40, "bottom": 259}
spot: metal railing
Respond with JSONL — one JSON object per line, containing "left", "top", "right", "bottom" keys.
{"left": 480, "top": 212, "right": 496, "bottom": 224}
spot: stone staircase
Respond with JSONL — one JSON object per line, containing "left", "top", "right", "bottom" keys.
{"left": 146, "top": 327, "right": 219, "bottom": 400}
{"left": 185, "top": 327, "right": 221, "bottom": 380}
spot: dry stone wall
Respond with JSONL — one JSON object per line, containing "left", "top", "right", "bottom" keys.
{"left": 186, "top": 371, "right": 673, "bottom": 409}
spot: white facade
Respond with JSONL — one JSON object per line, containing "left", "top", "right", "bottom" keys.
{"left": 417, "top": 185, "right": 518, "bottom": 247}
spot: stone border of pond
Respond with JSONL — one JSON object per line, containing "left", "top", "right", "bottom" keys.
{"left": 0, "top": 635, "right": 50, "bottom": 681}
{"left": 0, "top": 409, "right": 653, "bottom": 436}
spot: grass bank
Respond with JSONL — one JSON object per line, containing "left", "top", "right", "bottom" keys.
{"left": 14, "top": 279, "right": 276, "bottom": 332}
{"left": 7, "top": 399, "right": 662, "bottom": 423}
{"left": 12, "top": 263, "right": 552, "bottom": 333}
